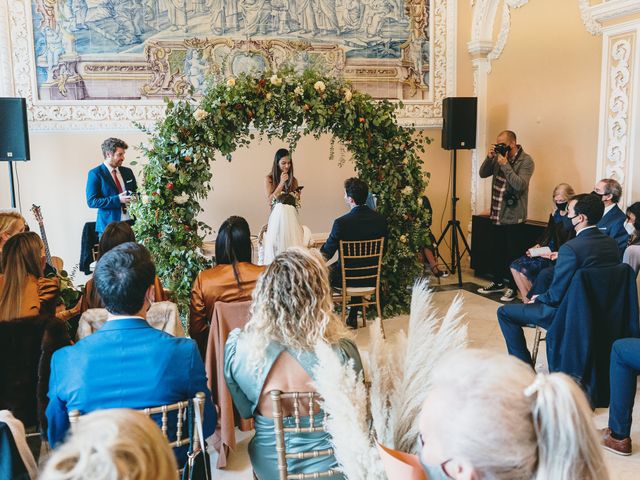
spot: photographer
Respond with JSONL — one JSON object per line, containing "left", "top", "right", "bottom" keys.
{"left": 477, "top": 130, "right": 535, "bottom": 301}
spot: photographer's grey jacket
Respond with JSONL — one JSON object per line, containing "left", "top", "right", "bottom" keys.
{"left": 479, "top": 149, "right": 535, "bottom": 224}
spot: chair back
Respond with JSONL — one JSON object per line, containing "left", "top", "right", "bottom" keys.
{"left": 339, "top": 237, "right": 384, "bottom": 290}
{"left": 68, "top": 391, "right": 206, "bottom": 450}
{"left": 270, "top": 390, "right": 337, "bottom": 480}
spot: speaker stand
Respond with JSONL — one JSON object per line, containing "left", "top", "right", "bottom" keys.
{"left": 435, "top": 149, "right": 471, "bottom": 287}
{"left": 7, "top": 161, "right": 17, "bottom": 208}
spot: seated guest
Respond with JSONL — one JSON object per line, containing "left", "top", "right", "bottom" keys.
{"left": 41, "top": 409, "right": 177, "bottom": 479}
{"left": 80, "top": 221, "right": 166, "bottom": 312}
{"left": 509, "top": 183, "right": 575, "bottom": 302}
{"left": 225, "top": 247, "right": 362, "bottom": 480}
{"left": 46, "top": 242, "right": 216, "bottom": 461}
{"left": 0, "top": 232, "right": 59, "bottom": 319}
{"left": 0, "top": 232, "right": 70, "bottom": 431}
{"left": 594, "top": 178, "right": 628, "bottom": 255}
{"left": 321, "top": 178, "right": 388, "bottom": 327}
{"left": 419, "top": 195, "right": 448, "bottom": 278}
{"left": 601, "top": 338, "right": 640, "bottom": 456}
{"left": 622, "top": 202, "right": 640, "bottom": 276}
{"left": 0, "top": 210, "right": 27, "bottom": 270}
{"left": 260, "top": 193, "right": 312, "bottom": 265}
{"left": 419, "top": 349, "right": 608, "bottom": 479}
{"left": 497, "top": 194, "right": 620, "bottom": 366}
{"left": 190, "top": 216, "right": 265, "bottom": 357}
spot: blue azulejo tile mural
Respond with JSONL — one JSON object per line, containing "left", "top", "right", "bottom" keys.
{"left": 31, "top": 0, "right": 431, "bottom": 102}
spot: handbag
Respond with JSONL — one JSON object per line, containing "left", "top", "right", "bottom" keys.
{"left": 182, "top": 399, "right": 211, "bottom": 480}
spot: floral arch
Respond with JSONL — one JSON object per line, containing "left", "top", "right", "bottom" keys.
{"left": 131, "top": 68, "right": 431, "bottom": 318}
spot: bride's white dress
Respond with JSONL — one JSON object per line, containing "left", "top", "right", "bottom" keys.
{"left": 259, "top": 204, "right": 313, "bottom": 265}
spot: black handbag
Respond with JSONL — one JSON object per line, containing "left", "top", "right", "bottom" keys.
{"left": 182, "top": 400, "right": 211, "bottom": 480}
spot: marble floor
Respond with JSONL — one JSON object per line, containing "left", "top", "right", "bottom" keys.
{"left": 211, "top": 272, "right": 640, "bottom": 479}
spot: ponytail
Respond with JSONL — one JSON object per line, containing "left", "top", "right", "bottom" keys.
{"left": 525, "top": 373, "right": 609, "bottom": 480}
{"left": 225, "top": 221, "right": 242, "bottom": 289}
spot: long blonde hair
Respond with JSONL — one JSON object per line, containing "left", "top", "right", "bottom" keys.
{"left": 0, "top": 210, "right": 25, "bottom": 249}
{"left": 40, "top": 409, "right": 178, "bottom": 480}
{"left": 0, "top": 232, "right": 44, "bottom": 321}
{"left": 244, "top": 247, "right": 350, "bottom": 371}
{"left": 422, "top": 349, "right": 608, "bottom": 480}
{"left": 553, "top": 183, "right": 575, "bottom": 205}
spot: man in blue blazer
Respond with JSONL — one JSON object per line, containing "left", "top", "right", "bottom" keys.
{"left": 321, "top": 178, "right": 388, "bottom": 326}
{"left": 46, "top": 243, "right": 216, "bottom": 460}
{"left": 497, "top": 193, "right": 621, "bottom": 366}
{"left": 594, "top": 178, "right": 628, "bottom": 256}
{"left": 86, "top": 138, "right": 137, "bottom": 236}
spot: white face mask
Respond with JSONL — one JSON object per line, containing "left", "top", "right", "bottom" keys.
{"left": 624, "top": 221, "right": 635, "bottom": 236}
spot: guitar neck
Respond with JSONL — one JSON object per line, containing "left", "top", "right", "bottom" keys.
{"left": 38, "top": 222, "right": 53, "bottom": 266}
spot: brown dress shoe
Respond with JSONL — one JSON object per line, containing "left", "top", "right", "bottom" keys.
{"left": 601, "top": 428, "right": 632, "bottom": 456}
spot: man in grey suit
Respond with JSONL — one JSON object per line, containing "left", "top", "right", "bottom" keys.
{"left": 477, "top": 130, "right": 535, "bottom": 302}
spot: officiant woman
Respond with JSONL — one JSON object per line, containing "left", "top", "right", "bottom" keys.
{"left": 264, "top": 148, "right": 301, "bottom": 207}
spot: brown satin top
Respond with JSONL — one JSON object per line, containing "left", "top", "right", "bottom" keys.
{"left": 0, "top": 274, "right": 59, "bottom": 319}
{"left": 189, "top": 262, "right": 264, "bottom": 354}
{"left": 80, "top": 275, "right": 167, "bottom": 313}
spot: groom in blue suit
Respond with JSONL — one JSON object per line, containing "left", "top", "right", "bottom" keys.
{"left": 46, "top": 243, "right": 216, "bottom": 460}
{"left": 86, "top": 138, "right": 137, "bottom": 236}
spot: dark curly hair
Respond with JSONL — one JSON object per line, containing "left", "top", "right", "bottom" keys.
{"left": 101, "top": 138, "right": 129, "bottom": 158}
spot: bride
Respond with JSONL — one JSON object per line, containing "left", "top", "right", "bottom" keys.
{"left": 260, "top": 194, "right": 312, "bottom": 265}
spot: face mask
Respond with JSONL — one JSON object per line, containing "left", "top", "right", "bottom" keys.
{"left": 625, "top": 222, "right": 635, "bottom": 236}
{"left": 420, "top": 458, "right": 453, "bottom": 480}
{"left": 556, "top": 202, "right": 567, "bottom": 212}
{"left": 591, "top": 191, "right": 604, "bottom": 198}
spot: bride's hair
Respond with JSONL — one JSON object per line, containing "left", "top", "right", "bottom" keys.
{"left": 244, "top": 247, "right": 351, "bottom": 373}
{"left": 216, "top": 216, "right": 252, "bottom": 287}
{"left": 270, "top": 148, "right": 293, "bottom": 191}
{"left": 262, "top": 202, "right": 303, "bottom": 265}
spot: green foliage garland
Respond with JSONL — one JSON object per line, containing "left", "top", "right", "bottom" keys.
{"left": 131, "top": 67, "right": 431, "bottom": 319}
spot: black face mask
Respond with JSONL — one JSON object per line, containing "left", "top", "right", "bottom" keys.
{"left": 591, "top": 191, "right": 604, "bottom": 198}
{"left": 556, "top": 202, "right": 567, "bottom": 212}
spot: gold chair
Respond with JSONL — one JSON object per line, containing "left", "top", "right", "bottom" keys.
{"left": 531, "top": 326, "right": 546, "bottom": 366}
{"left": 333, "top": 238, "right": 385, "bottom": 328}
{"left": 270, "top": 390, "right": 337, "bottom": 480}
{"left": 68, "top": 391, "right": 206, "bottom": 450}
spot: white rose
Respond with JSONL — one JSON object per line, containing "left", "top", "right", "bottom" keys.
{"left": 270, "top": 75, "right": 282, "bottom": 86}
{"left": 141, "top": 194, "right": 150, "bottom": 205}
{"left": 166, "top": 163, "right": 177, "bottom": 173}
{"left": 343, "top": 89, "right": 352, "bottom": 101}
{"left": 226, "top": 77, "right": 236, "bottom": 87}
{"left": 314, "top": 81, "right": 326, "bottom": 93}
{"left": 193, "top": 108, "right": 209, "bottom": 121}
{"left": 400, "top": 235, "right": 407, "bottom": 243}
{"left": 402, "top": 186, "right": 413, "bottom": 195}
{"left": 294, "top": 85, "right": 304, "bottom": 96}
{"left": 266, "top": 92, "right": 272, "bottom": 100}
{"left": 174, "top": 192, "right": 189, "bottom": 205}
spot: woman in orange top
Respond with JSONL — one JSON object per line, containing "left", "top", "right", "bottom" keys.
{"left": 80, "top": 222, "right": 166, "bottom": 312}
{"left": 190, "top": 216, "right": 264, "bottom": 358}
{"left": 0, "top": 231, "right": 58, "bottom": 320}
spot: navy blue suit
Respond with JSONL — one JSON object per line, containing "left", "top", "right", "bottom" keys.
{"left": 86, "top": 164, "right": 137, "bottom": 234}
{"left": 497, "top": 227, "right": 620, "bottom": 364}
{"left": 321, "top": 205, "right": 388, "bottom": 286}
{"left": 46, "top": 318, "right": 216, "bottom": 462}
{"left": 597, "top": 204, "right": 628, "bottom": 256}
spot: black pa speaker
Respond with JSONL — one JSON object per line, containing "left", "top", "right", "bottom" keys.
{"left": 441, "top": 97, "right": 477, "bottom": 150}
{"left": 0, "top": 97, "right": 30, "bottom": 161}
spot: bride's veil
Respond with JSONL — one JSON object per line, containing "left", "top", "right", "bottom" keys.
{"left": 263, "top": 203, "right": 304, "bottom": 264}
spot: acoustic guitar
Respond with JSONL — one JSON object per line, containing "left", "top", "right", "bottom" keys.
{"left": 30, "top": 204, "right": 64, "bottom": 272}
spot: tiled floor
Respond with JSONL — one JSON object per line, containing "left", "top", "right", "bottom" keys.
{"left": 211, "top": 271, "right": 640, "bottom": 479}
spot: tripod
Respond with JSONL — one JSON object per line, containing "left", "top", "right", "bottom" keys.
{"left": 435, "top": 149, "right": 470, "bottom": 287}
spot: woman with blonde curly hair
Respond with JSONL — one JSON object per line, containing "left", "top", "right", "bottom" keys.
{"left": 40, "top": 409, "right": 178, "bottom": 480}
{"left": 418, "top": 349, "right": 608, "bottom": 480}
{"left": 224, "top": 247, "right": 362, "bottom": 479}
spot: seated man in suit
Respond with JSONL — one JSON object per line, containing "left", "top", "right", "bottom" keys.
{"left": 321, "top": 177, "right": 388, "bottom": 327}
{"left": 594, "top": 178, "right": 628, "bottom": 256}
{"left": 86, "top": 138, "right": 137, "bottom": 237}
{"left": 497, "top": 193, "right": 620, "bottom": 366}
{"left": 46, "top": 242, "right": 216, "bottom": 459}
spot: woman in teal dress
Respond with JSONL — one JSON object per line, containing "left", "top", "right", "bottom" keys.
{"left": 224, "top": 247, "right": 362, "bottom": 480}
